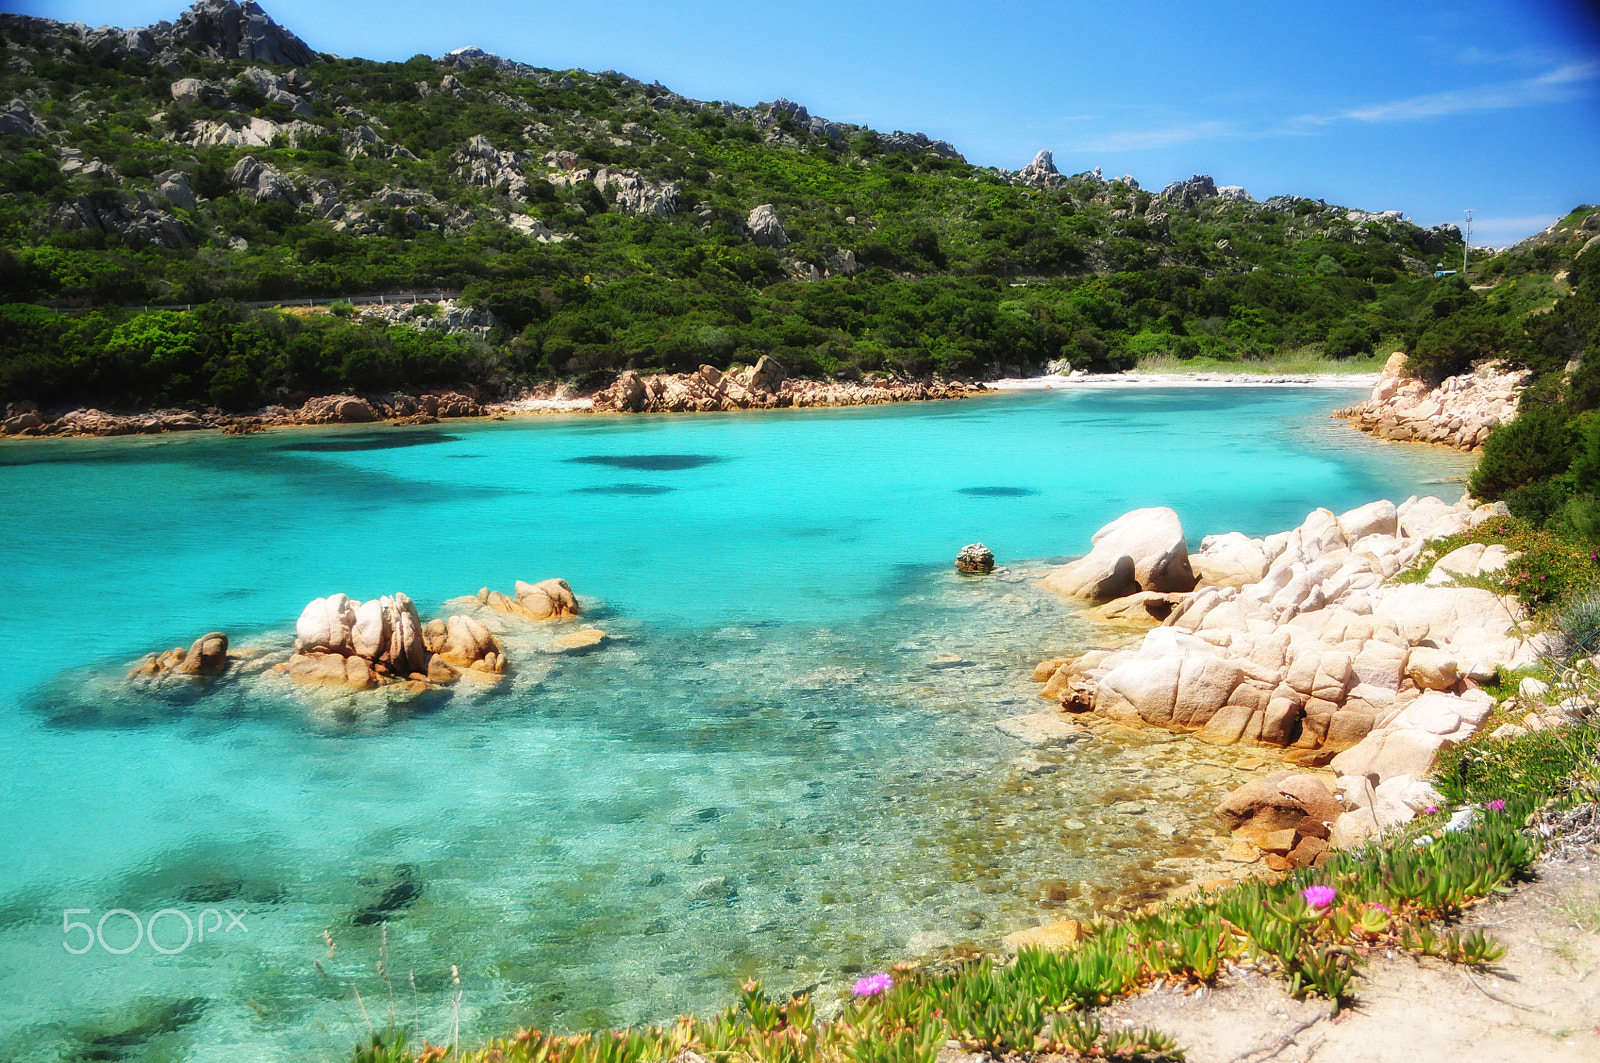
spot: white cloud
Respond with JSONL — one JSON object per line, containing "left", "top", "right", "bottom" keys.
{"left": 1293, "top": 62, "right": 1600, "bottom": 126}
{"left": 1055, "top": 62, "right": 1599, "bottom": 155}
{"left": 1074, "top": 120, "right": 1236, "bottom": 153}
{"left": 1466, "top": 213, "right": 1566, "bottom": 246}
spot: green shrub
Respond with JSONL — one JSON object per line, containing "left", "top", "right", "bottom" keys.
{"left": 1435, "top": 723, "right": 1600, "bottom": 805}
{"left": 1469, "top": 408, "right": 1578, "bottom": 501}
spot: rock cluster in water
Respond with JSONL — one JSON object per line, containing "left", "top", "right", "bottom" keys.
{"left": 1338, "top": 353, "right": 1529, "bottom": 451}
{"left": 1036, "top": 494, "right": 1530, "bottom": 852}
{"left": 287, "top": 591, "right": 505, "bottom": 691}
{"left": 126, "top": 578, "right": 589, "bottom": 704}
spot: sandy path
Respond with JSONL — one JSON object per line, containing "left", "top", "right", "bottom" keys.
{"left": 1101, "top": 848, "right": 1600, "bottom": 1062}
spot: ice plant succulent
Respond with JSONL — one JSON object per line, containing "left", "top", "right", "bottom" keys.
{"left": 852, "top": 973, "right": 893, "bottom": 998}
{"left": 1302, "top": 885, "right": 1337, "bottom": 910}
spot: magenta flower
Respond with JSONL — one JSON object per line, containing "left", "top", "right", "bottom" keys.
{"left": 853, "top": 973, "right": 893, "bottom": 998}
{"left": 1425, "top": 806, "right": 1438, "bottom": 814}
{"left": 1302, "top": 885, "right": 1337, "bottom": 909}
{"left": 1485, "top": 799, "right": 1506, "bottom": 812}
{"left": 1367, "top": 902, "right": 1392, "bottom": 914}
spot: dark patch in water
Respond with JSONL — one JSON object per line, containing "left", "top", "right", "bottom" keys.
{"left": 692, "top": 807, "right": 721, "bottom": 822}
{"left": 275, "top": 432, "right": 460, "bottom": 453}
{"left": 958, "top": 486, "right": 1037, "bottom": 497}
{"left": 72, "top": 997, "right": 208, "bottom": 1060}
{"left": 573, "top": 483, "right": 675, "bottom": 495}
{"left": 353, "top": 864, "right": 422, "bottom": 925}
{"left": 179, "top": 879, "right": 243, "bottom": 905}
{"left": 218, "top": 588, "right": 257, "bottom": 600}
{"left": 567, "top": 454, "right": 722, "bottom": 471}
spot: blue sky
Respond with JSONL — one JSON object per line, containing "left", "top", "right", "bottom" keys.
{"left": 21, "top": 0, "right": 1600, "bottom": 244}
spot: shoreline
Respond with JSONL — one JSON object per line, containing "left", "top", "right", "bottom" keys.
{"left": 0, "top": 368, "right": 1382, "bottom": 442}
{"left": 990, "top": 370, "right": 1379, "bottom": 390}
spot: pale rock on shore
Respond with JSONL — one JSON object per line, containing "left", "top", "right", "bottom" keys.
{"left": 0, "top": 390, "right": 487, "bottom": 437}
{"left": 1, "top": 364, "right": 981, "bottom": 436}
{"left": 594, "top": 356, "right": 982, "bottom": 413}
{"left": 1338, "top": 353, "right": 1529, "bottom": 451}
{"left": 1041, "top": 506, "right": 1194, "bottom": 599}
{"left": 1036, "top": 493, "right": 1527, "bottom": 854}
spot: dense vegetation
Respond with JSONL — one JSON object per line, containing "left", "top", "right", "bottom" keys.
{"left": 1465, "top": 226, "right": 1600, "bottom": 535}
{"left": 3, "top": 6, "right": 1579, "bottom": 413}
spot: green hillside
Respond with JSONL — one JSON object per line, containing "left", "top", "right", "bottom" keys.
{"left": 0, "top": 0, "right": 1591, "bottom": 416}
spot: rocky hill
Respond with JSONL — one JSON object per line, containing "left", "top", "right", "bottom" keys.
{"left": 0, "top": 0, "right": 1588, "bottom": 412}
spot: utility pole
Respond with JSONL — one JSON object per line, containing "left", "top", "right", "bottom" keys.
{"left": 1463, "top": 209, "right": 1474, "bottom": 279}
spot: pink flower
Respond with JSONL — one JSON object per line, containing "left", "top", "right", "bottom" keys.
{"left": 1425, "top": 806, "right": 1437, "bottom": 814}
{"left": 1302, "top": 885, "right": 1337, "bottom": 909}
{"left": 853, "top": 973, "right": 893, "bottom": 997}
{"left": 1485, "top": 799, "right": 1506, "bottom": 812}
{"left": 1367, "top": 902, "right": 1392, "bottom": 914}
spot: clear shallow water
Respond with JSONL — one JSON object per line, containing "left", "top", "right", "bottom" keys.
{"left": 0, "top": 388, "right": 1471, "bottom": 1061}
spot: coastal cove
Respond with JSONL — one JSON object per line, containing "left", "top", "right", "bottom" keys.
{"left": 0, "top": 386, "right": 1472, "bottom": 1062}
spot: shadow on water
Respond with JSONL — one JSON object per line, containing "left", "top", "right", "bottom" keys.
{"left": 957, "top": 486, "right": 1038, "bottom": 497}
{"left": 574, "top": 483, "right": 676, "bottom": 495}
{"left": 273, "top": 432, "right": 461, "bottom": 453}
{"left": 567, "top": 454, "right": 724, "bottom": 471}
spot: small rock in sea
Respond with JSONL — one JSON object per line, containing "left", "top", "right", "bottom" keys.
{"left": 1232, "top": 756, "right": 1268, "bottom": 770}
{"left": 930, "top": 654, "right": 970, "bottom": 669}
{"left": 1063, "top": 819, "right": 1087, "bottom": 830}
{"left": 955, "top": 542, "right": 996, "bottom": 573}
{"left": 1112, "top": 801, "right": 1147, "bottom": 815}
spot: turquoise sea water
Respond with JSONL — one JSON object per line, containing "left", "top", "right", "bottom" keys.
{"left": 0, "top": 387, "right": 1470, "bottom": 1061}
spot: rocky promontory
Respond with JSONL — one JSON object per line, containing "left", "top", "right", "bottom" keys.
{"left": 1032, "top": 493, "right": 1536, "bottom": 863}
{"left": 1337, "top": 353, "right": 1529, "bottom": 451}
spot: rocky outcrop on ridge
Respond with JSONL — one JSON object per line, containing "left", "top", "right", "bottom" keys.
{"left": 1015, "top": 150, "right": 1065, "bottom": 190}
{"left": 1035, "top": 495, "right": 1525, "bottom": 772}
{"left": 594, "top": 358, "right": 982, "bottom": 413}
{"left": 1339, "top": 353, "right": 1529, "bottom": 451}
{"left": 50, "top": 190, "right": 195, "bottom": 250}
{"left": 2, "top": 1, "right": 314, "bottom": 74}
{"left": 746, "top": 204, "right": 787, "bottom": 248}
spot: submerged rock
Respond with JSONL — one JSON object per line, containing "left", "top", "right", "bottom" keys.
{"left": 546, "top": 628, "right": 607, "bottom": 653}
